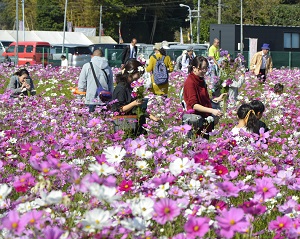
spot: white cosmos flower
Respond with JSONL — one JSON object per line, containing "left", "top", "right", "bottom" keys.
{"left": 169, "top": 157, "right": 192, "bottom": 176}
{"left": 0, "top": 184, "right": 12, "bottom": 202}
{"left": 136, "top": 160, "right": 149, "bottom": 170}
{"left": 0, "top": 131, "right": 5, "bottom": 137}
{"left": 206, "top": 116, "right": 214, "bottom": 124}
{"left": 8, "top": 138, "right": 17, "bottom": 144}
{"left": 81, "top": 208, "right": 111, "bottom": 233}
{"left": 155, "top": 182, "right": 169, "bottom": 198}
{"left": 88, "top": 163, "right": 116, "bottom": 176}
{"left": 103, "top": 146, "right": 126, "bottom": 165}
{"left": 188, "top": 179, "right": 201, "bottom": 190}
{"left": 121, "top": 217, "right": 148, "bottom": 232}
{"left": 131, "top": 198, "right": 154, "bottom": 220}
{"left": 135, "top": 148, "right": 153, "bottom": 159}
{"left": 89, "top": 183, "right": 119, "bottom": 203}
{"left": 41, "top": 190, "right": 63, "bottom": 205}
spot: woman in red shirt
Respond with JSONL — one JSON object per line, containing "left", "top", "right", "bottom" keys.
{"left": 183, "top": 56, "right": 226, "bottom": 138}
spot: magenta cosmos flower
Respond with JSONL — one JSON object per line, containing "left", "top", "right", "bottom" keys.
{"left": 184, "top": 216, "right": 210, "bottom": 238}
{"left": 153, "top": 198, "right": 181, "bottom": 225}
{"left": 119, "top": 180, "right": 133, "bottom": 192}
{"left": 254, "top": 177, "right": 278, "bottom": 202}
{"left": 216, "top": 207, "right": 250, "bottom": 239}
{"left": 268, "top": 216, "right": 293, "bottom": 232}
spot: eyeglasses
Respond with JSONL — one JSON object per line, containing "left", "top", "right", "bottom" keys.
{"left": 197, "top": 66, "right": 208, "bottom": 71}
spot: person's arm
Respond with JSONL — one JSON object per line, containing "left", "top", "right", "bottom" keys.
{"left": 121, "top": 47, "right": 128, "bottom": 64}
{"left": 208, "top": 47, "right": 218, "bottom": 66}
{"left": 268, "top": 56, "right": 273, "bottom": 73}
{"left": 113, "top": 86, "right": 141, "bottom": 113}
{"left": 7, "top": 76, "right": 22, "bottom": 94}
{"left": 181, "top": 54, "right": 188, "bottom": 69}
{"left": 78, "top": 65, "right": 88, "bottom": 92}
{"left": 146, "top": 56, "right": 155, "bottom": 72}
{"left": 165, "top": 56, "right": 174, "bottom": 73}
{"left": 249, "top": 54, "right": 257, "bottom": 73}
{"left": 193, "top": 104, "right": 222, "bottom": 116}
{"left": 184, "top": 79, "right": 222, "bottom": 117}
{"left": 107, "top": 68, "right": 114, "bottom": 94}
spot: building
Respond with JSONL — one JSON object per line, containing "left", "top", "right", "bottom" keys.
{"left": 210, "top": 24, "right": 300, "bottom": 53}
{"left": 209, "top": 24, "right": 300, "bottom": 67}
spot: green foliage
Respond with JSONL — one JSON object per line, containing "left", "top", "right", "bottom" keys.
{"left": 36, "top": 0, "right": 64, "bottom": 31}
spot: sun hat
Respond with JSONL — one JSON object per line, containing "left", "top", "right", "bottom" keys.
{"left": 186, "top": 46, "right": 194, "bottom": 52}
{"left": 261, "top": 43, "right": 270, "bottom": 50}
{"left": 153, "top": 43, "right": 162, "bottom": 50}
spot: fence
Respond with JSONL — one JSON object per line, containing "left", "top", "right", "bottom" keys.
{"left": 234, "top": 51, "right": 300, "bottom": 69}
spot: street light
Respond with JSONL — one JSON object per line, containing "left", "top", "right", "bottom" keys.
{"left": 180, "top": 4, "right": 193, "bottom": 44}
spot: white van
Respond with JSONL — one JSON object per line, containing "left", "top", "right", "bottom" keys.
{"left": 49, "top": 44, "right": 92, "bottom": 67}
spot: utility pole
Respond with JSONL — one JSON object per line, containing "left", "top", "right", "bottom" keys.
{"left": 218, "top": 0, "right": 221, "bottom": 24}
{"left": 197, "top": 0, "right": 200, "bottom": 43}
{"left": 99, "top": 5, "right": 102, "bottom": 43}
{"left": 240, "top": 0, "right": 243, "bottom": 54}
{"left": 62, "top": 0, "right": 68, "bottom": 54}
{"left": 16, "top": 0, "right": 19, "bottom": 65}
{"left": 22, "top": 0, "right": 25, "bottom": 40}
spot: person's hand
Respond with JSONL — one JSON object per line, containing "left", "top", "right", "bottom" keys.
{"left": 212, "top": 109, "right": 223, "bottom": 117}
{"left": 25, "top": 83, "right": 31, "bottom": 90}
{"left": 214, "top": 93, "right": 227, "bottom": 102}
{"left": 134, "top": 99, "right": 143, "bottom": 106}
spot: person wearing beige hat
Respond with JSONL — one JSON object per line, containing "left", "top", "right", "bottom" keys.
{"left": 146, "top": 43, "right": 174, "bottom": 96}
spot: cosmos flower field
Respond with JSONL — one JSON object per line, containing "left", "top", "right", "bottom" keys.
{"left": 0, "top": 63, "right": 299, "bottom": 238}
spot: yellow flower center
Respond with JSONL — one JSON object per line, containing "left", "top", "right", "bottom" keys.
{"left": 43, "top": 168, "right": 49, "bottom": 173}
{"left": 193, "top": 225, "right": 199, "bottom": 231}
{"left": 279, "top": 223, "right": 284, "bottom": 228}
{"left": 12, "top": 222, "right": 18, "bottom": 228}
{"left": 219, "top": 170, "right": 223, "bottom": 174}
{"left": 230, "top": 219, "right": 235, "bottom": 225}
{"left": 164, "top": 207, "right": 170, "bottom": 214}
{"left": 263, "top": 187, "right": 268, "bottom": 192}
{"left": 29, "top": 219, "right": 35, "bottom": 224}
{"left": 95, "top": 220, "right": 100, "bottom": 224}
{"left": 125, "top": 185, "right": 129, "bottom": 188}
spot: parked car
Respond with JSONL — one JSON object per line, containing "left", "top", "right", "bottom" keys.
{"left": 48, "top": 44, "right": 92, "bottom": 67}
{"left": 0, "top": 41, "right": 13, "bottom": 63}
{"left": 2, "top": 41, "right": 50, "bottom": 66}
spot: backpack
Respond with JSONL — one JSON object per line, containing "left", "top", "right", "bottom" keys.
{"left": 153, "top": 55, "right": 168, "bottom": 85}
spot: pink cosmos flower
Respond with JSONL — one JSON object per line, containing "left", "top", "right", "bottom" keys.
{"left": 268, "top": 216, "right": 293, "bottom": 232}
{"left": 22, "top": 210, "right": 43, "bottom": 227}
{"left": 13, "top": 172, "right": 35, "bottom": 193}
{"left": 19, "top": 143, "right": 40, "bottom": 156}
{"left": 153, "top": 198, "right": 181, "bottom": 225}
{"left": 119, "top": 180, "right": 133, "bottom": 192}
{"left": 173, "top": 124, "right": 192, "bottom": 134}
{"left": 184, "top": 216, "right": 210, "bottom": 238}
{"left": 216, "top": 181, "right": 240, "bottom": 197}
{"left": 43, "top": 225, "right": 65, "bottom": 239}
{"left": 254, "top": 177, "right": 278, "bottom": 202}
{"left": 216, "top": 207, "right": 250, "bottom": 239}
{"left": 214, "top": 165, "right": 228, "bottom": 176}
{"left": 2, "top": 210, "right": 26, "bottom": 235}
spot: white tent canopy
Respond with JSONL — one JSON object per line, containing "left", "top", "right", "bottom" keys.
{"left": 0, "top": 30, "right": 94, "bottom": 45}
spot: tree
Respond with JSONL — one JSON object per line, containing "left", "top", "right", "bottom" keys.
{"left": 36, "top": 0, "right": 64, "bottom": 31}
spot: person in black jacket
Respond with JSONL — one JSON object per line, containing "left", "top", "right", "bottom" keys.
{"left": 112, "top": 59, "right": 159, "bottom": 136}
{"left": 121, "top": 38, "right": 138, "bottom": 68}
{"left": 249, "top": 100, "right": 269, "bottom": 132}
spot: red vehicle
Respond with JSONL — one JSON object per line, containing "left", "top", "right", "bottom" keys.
{"left": 2, "top": 41, "right": 50, "bottom": 66}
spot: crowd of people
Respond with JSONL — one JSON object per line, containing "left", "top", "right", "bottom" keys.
{"left": 5, "top": 37, "right": 281, "bottom": 140}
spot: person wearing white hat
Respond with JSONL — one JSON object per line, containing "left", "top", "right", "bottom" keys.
{"left": 181, "top": 46, "right": 195, "bottom": 73}
{"left": 146, "top": 43, "right": 174, "bottom": 96}
{"left": 250, "top": 43, "right": 273, "bottom": 82}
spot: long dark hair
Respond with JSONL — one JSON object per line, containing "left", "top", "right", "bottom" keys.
{"left": 115, "top": 59, "right": 145, "bottom": 85}
{"left": 14, "top": 69, "right": 29, "bottom": 77}
{"left": 158, "top": 48, "right": 166, "bottom": 56}
{"left": 237, "top": 104, "right": 259, "bottom": 134}
{"left": 188, "top": 56, "right": 208, "bottom": 74}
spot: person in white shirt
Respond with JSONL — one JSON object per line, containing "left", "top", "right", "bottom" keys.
{"left": 60, "top": 55, "right": 68, "bottom": 72}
